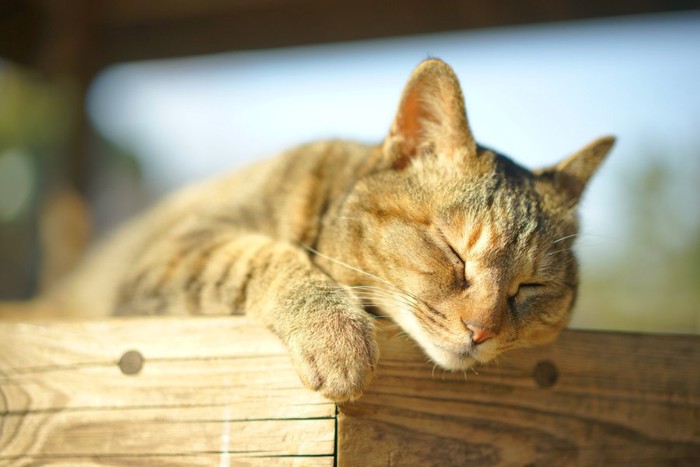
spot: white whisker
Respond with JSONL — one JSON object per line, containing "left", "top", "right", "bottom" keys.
{"left": 303, "top": 244, "right": 400, "bottom": 290}
{"left": 303, "top": 244, "right": 429, "bottom": 308}
{"left": 553, "top": 233, "right": 579, "bottom": 244}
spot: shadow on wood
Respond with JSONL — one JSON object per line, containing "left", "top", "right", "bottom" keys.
{"left": 0, "top": 316, "right": 698, "bottom": 466}
{"left": 340, "top": 325, "right": 700, "bottom": 466}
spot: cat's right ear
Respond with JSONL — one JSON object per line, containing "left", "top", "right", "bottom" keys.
{"left": 383, "top": 59, "right": 477, "bottom": 170}
{"left": 547, "top": 135, "right": 616, "bottom": 203}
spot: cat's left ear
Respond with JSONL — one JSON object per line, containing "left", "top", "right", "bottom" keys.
{"left": 547, "top": 135, "right": 616, "bottom": 203}
{"left": 383, "top": 59, "right": 477, "bottom": 169}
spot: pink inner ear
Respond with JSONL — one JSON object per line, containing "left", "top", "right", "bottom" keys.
{"left": 392, "top": 88, "right": 424, "bottom": 169}
{"left": 386, "top": 60, "right": 479, "bottom": 169}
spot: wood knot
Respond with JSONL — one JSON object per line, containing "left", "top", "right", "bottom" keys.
{"left": 119, "top": 350, "right": 144, "bottom": 375}
{"left": 533, "top": 360, "right": 558, "bottom": 388}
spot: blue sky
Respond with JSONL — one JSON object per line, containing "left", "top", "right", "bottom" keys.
{"left": 88, "top": 11, "right": 700, "bottom": 266}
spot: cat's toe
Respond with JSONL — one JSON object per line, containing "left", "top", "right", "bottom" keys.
{"left": 318, "top": 343, "right": 378, "bottom": 403}
{"left": 288, "top": 317, "right": 379, "bottom": 402}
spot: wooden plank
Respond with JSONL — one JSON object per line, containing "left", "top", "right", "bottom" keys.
{"left": 338, "top": 323, "right": 700, "bottom": 466}
{"left": 96, "top": 0, "right": 700, "bottom": 64}
{"left": 0, "top": 316, "right": 335, "bottom": 465}
{"left": 0, "top": 456, "right": 331, "bottom": 467}
{"left": 6, "top": 0, "right": 697, "bottom": 68}
{"left": 97, "top": 0, "right": 700, "bottom": 64}
{"left": 0, "top": 316, "right": 292, "bottom": 367}
{"left": 0, "top": 356, "right": 332, "bottom": 415}
{"left": 1, "top": 411, "right": 334, "bottom": 458}
{"left": 3, "top": 314, "right": 699, "bottom": 465}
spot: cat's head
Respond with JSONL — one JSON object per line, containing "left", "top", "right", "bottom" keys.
{"left": 327, "top": 59, "right": 614, "bottom": 370}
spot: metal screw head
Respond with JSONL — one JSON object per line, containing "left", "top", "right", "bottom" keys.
{"left": 119, "top": 350, "right": 144, "bottom": 375}
{"left": 533, "top": 360, "right": 559, "bottom": 388}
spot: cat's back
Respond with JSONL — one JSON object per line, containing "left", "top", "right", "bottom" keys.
{"left": 41, "top": 165, "right": 258, "bottom": 317}
{"left": 43, "top": 140, "right": 374, "bottom": 317}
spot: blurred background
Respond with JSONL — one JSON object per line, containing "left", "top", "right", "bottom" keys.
{"left": 1, "top": 1, "right": 698, "bottom": 333}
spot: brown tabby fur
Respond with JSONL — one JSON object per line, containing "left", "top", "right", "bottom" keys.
{"left": 37, "top": 59, "right": 614, "bottom": 402}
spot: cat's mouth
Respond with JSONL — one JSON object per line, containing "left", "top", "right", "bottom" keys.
{"left": 384, "top": 301, "right": 488, "bottom": 370}
{"left": 424, "top": 341, "right": 479, "bottom": 371}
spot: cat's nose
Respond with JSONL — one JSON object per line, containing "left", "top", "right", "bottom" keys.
{"left": 466, "top": 324, "right": 497, "bottom": 345}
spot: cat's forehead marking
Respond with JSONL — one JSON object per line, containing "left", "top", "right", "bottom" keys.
{"left": 466, "top": 222, "right": 483, "bottom": 250}
{"left": 443, "top": 210, "right": 509, "bottom": 257}
{"left": 467, "top": 222, "right": 498, "bottom": 257}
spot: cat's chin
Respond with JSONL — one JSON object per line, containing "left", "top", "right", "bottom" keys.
{"left": 388, "top": 311, "right": 479, "bottom": 371}
{"left": 421, "top": 341, "right": 477, "bottom": 371}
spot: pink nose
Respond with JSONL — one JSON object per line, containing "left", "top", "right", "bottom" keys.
{"left": 466, "top": 324, "right": 497, "bottom": 345}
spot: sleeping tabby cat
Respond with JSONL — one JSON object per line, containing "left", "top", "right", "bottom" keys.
{"left": 42, "top": 59, "right": 614, "bottom": 402}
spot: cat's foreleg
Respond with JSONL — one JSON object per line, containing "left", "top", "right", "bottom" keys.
{"left": 117, "top": 230, "right": 379, "bottom": 402}
{"left": 241, "top": 236, "right": 379, "bottom": 402}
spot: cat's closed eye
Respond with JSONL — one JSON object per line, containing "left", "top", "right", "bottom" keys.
{"left": 446, "top": 242, "right": 465, "bottom": 267}
{"left": 433, "top": 228, "right": 468, "bottom": 283}
{"left": 511, "top": 282, "right": 546, "bottom": 299}
{"left": 443, "top": 242, "right": 469, "bottom": 288}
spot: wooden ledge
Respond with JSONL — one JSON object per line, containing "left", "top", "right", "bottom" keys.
{"left": 1, "top": 316, "right": 699, "bottom": 465}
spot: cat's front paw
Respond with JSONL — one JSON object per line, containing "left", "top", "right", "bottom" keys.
{"left": 287, "top": 310, "right": 378, "bottom": 402}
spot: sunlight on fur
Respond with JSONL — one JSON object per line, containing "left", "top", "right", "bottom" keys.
{"left": 40, "top": 59, "right": 614, "bottom": 402}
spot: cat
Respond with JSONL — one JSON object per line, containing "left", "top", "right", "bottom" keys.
{"left": 38, "top": 59, "right": 614, "bottom": 402}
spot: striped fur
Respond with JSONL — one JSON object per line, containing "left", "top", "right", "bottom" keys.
{"left": 42, "top": 60, "right": 614, "bottom": 401}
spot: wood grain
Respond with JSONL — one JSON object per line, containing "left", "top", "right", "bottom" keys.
{"left": 2, "top": 315, "right": 699, "bottom": 466}
{"left": 0, "top": 316, "right": 335, "bottom": 466}
{"left": 339, "top": 324, "right": 700, "bottom": 466}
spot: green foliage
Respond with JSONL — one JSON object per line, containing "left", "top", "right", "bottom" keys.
{"left": 572, "top": 151, "right": 700, "bottom": 333}
{"left": 0, "top": 63, "right": 77, "bottom": 152}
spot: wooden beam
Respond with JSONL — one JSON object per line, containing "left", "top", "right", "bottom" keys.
{"left": 1, "top": 315, "right": 698, "bottom": 464}
{"left": 339, "top": 325, "right": 700, "bottom": 465}
{"left": 7, "top": 1, "right": 698, "bottom": 69}
{"left": 93, "top": 0, "right": 700, "bottom": 64}
{"left": 0, "top": 316, "right": 335, "bottom": 465}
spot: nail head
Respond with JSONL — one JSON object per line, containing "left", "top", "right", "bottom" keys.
{"left": 119, "top": 350, "right": 144, "bottom": 375}
{"left": 533, "top": 360, "right": 558, "bottom": 388}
